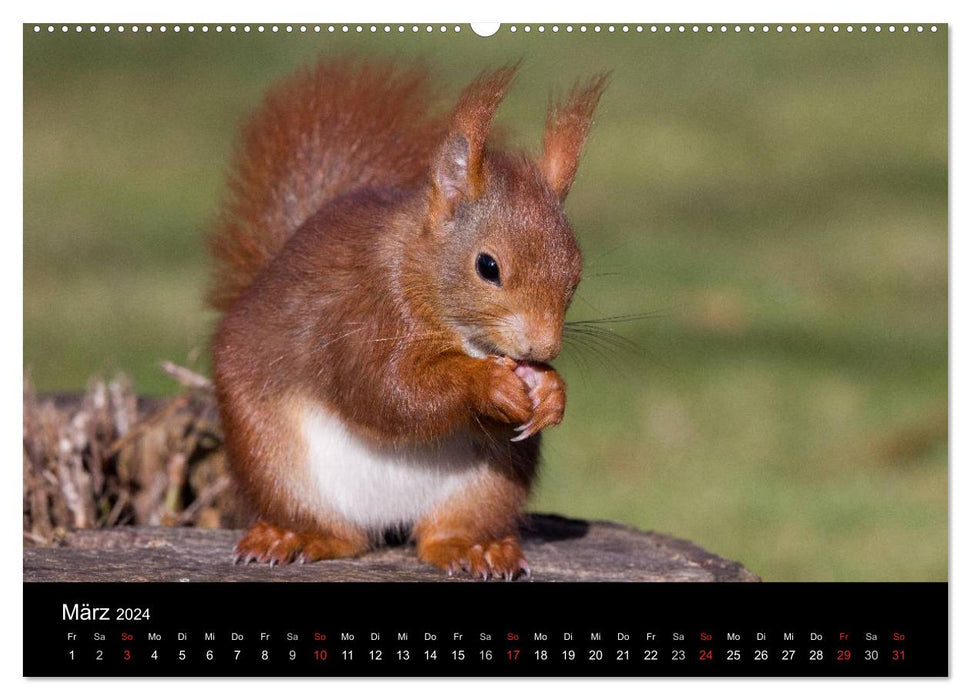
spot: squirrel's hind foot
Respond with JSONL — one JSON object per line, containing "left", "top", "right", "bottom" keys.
{"left": 418, "top": 535, "right": 530, "bottom": 581}
{"left": 233, "top": 520, "right": 367, "bottom": 566}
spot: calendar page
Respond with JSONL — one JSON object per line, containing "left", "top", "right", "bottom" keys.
{"left": 22, "top": 20, "right": 947, "bottom": 677}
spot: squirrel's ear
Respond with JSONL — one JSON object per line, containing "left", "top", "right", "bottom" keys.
{"left": 433, "top": 133, "right": 474, "bottom": 207}
{"left": 538, "top": 73, "right": 610, "bottom": 201}
{"left": 431, "top": 64, "right": 519, "bottom": 216}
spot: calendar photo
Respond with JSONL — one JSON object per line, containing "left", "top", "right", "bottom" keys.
{"left": 22, "top": 21, "right": 947, "bottom": 677}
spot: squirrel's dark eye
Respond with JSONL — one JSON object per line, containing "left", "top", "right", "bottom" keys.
{"left": 476, "top": 253, "right": 501, "bottom": 285}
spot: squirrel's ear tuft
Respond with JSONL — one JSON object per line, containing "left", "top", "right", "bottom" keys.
{"left": 538, "top": 73, "right": 610, "bottom": 201}
{"left": 430, "top": 64, "right": 519, "bottom": 216}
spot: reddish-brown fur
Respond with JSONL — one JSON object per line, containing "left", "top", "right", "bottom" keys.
{"left": 209, "top": 58, "right": 607, "bottom": 579}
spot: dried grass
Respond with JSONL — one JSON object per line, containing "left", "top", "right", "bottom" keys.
{"left": 23, "top": 365, "right": 247, "bottom": 546}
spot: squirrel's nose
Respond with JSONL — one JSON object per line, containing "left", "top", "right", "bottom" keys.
{"left": 523, "top": 331, "right": 562, "bottom": 363}
{"left": 506, "top": 313, "right": 562, "bottom": 363}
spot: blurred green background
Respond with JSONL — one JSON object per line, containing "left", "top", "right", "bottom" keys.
{"left": 23, "top": 25, "right": 947, "bottom": 581}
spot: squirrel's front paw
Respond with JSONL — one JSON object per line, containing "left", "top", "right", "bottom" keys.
{"left": 511, "top": 363, "right": 566, "bottom": 441}
{"left": 418, "top": 535, "right": 530, "bottom": 581}
{"left": 477, "top": 356, "right": 533, "bottom": 426}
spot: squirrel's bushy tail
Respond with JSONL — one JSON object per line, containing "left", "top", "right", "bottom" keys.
{"left": 208, "top": 58, "right": 446, "bottom": 312}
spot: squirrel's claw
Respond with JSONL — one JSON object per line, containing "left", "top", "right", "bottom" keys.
{"left": 511, "top": 410, "right": 556, "bottom": 441}
{"left": 511, "top": 421, "right": 532, "bottom": 436}
{"left": 510, "top": 421, "right": 537, "bottom": 442}
{"left": 519, "top": 560, "right": 532, "bottom": 579}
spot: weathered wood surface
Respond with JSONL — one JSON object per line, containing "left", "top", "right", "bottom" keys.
{"left": 24, "top": 514, "right": 759, "bottom": 583}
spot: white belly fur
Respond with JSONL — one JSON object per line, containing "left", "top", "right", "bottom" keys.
{"left": 302, "top": 403, "right": 488, "bottom": 531}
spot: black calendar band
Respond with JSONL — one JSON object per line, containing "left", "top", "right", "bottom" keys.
{"left": 23, "top": 581, "right": 947, "bottom": 677}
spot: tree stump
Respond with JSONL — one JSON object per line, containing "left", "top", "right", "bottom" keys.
{"left": 23, "top": 514, "right": 759, "bottom": 583}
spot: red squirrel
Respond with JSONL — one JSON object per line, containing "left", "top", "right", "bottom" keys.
{"left": 208, "top": 58, "right": 607, "bottom": 580}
